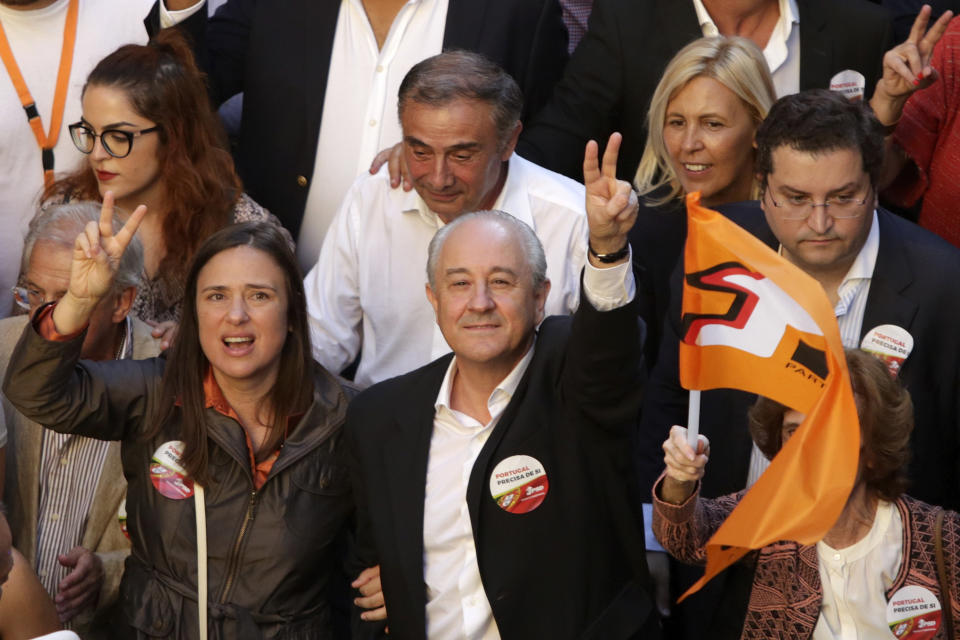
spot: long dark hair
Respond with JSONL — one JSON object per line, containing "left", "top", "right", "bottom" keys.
{"left": 149, "top": 223, "right": 314, "bottom": 485}
{"left": 44, "top": 29, "right": 241, "bottom": 295}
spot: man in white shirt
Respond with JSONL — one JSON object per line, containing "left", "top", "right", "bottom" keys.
{"left": 304, "top": 51, "right": 588, "bottom": 388}
{"left": 345, "top": 139, "right": 661, "bottom": 638}
{"left": 169, "top": 0, "right": 568, "bottom": 269}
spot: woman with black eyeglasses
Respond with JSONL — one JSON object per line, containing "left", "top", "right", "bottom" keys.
{"left": 42, "top": 29, "right": 290, "bottom": 334}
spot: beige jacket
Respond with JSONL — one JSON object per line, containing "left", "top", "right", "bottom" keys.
{"left": 0, "top": 314, "right": 161, "bottom": 635}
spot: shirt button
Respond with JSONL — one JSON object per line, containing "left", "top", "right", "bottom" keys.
{"left": 38, "top": 570, "right": 47, "bottom": 577}
{"left": 296, "top": 175, "right": 308, "bottom": 187}
{"left": 369, "top": 119, "right": 377, "bottom": 127}
{"left": 833, "top": 553, "right": 841, "bottom": 561}
{"left": 376, "top": 64, "right": 384, "bottom": 72}
{"left": 50, "top": 513, "right": 60, "bottom": 521}
{"left": 59, "top": 457, "right": 68, "bottom": 466}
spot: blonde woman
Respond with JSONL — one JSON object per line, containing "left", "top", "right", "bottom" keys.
{"left": 628, "top": 36, "right": 776, "bottom": 367}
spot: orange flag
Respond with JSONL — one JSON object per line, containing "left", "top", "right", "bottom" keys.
{"left": 677, "top": 192, "right": 860, "bottom": 600}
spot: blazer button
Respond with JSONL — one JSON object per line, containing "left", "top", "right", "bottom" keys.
{"left": 296, "top": 175, "right": 308, "bottom": 187}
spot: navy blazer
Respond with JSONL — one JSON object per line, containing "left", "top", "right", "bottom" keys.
{"left": 345, "top": 294, "right": 660, "bottom": 639}
{"left": 518, "top": 0, "right": 894, "bottom": 181}
{"left": 181, "top": 0, "right": 569, "bottom": 239}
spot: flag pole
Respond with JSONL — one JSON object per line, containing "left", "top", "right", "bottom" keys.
{"left": 687, "top": 390, "right": 701, "bottom": 448}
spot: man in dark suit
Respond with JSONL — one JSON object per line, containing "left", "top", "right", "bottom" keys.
{"left": 517, "top": 0, "right": 894, "bottom": 181}
{"left": 168, "top": 0, "right": 568, "bottom": 250}
{"left": 346, "top": 137, "right": 660, "bottom": 638}
{"left": 640, "top": 89, "right": 960, "bottom": 638}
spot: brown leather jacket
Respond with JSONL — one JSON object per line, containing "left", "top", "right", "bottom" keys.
{"left": 3, "top": 322, "right": 356, "bottom": 639}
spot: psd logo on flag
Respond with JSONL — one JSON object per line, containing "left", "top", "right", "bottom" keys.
{"left": 676, "top": 193, "right": 860, "bottom": 600}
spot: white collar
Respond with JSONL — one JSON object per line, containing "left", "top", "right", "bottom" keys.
{"left": 434, "top": 341, "right": 535, "bottom": 415}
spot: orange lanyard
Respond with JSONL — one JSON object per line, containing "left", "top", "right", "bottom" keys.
{"left": 0, "top": 0, "right": 79, "bottom": 188}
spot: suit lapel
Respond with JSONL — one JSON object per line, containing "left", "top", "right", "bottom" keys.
{"left": 655, "top": 0, "right": 705, "bottom": 51}
{"left": 465, "top": 347, "right": 542, "bottom": 530}
{"left": 303, "top": 1, "right": 343, "bottom": 141}
{"left": 860, "top": 212, "right": 919, "bottom": 346}
{"left": 11, "top": 413, "right": 43, "bottom": 561}
{"left": 382, "top": 361, "right": 448, "bottom": 611}
{"left": 798, "top": 0, "right": 832, "bottom": 90}
{"left": 442, "top": 0, "right": 488, "bottom": 51}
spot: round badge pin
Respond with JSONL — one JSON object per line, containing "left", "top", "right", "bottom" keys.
{"left": 117, "top": 498, "right": 129, "bottom": 540}
{"left": 887, "top": 585, "right": 942, "bottom": 639}
{"left": 489, "top": 454, "right": 548, "bottom": 514}
{"left": 861, "top": 324, "right": 914, "bottom": 377}
{"left": 150, "top": 440, "right": 194, "bottom": 500}
{"left": 830, "top": 69, "right": 866, "bottom": 101}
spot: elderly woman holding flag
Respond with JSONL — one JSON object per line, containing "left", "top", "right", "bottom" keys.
{"left": 653, "top": 348, "right": 960, "bottom": 640}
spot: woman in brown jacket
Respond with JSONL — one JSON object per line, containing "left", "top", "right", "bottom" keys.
{"left": 3, "top": 199, "right": 359, "bottom": 639}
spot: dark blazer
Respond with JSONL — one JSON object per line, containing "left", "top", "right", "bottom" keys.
{"left": 639, "top": 203, "right": 960, "bottom": 511}
{"left": 517, "top": 0, "right": 894, "bottom": 181}
{"left": 180, "top": 0, "right": 569, "bottom": 239}
{"left": 345, "top": 295, "right": 660, "bottom": 639}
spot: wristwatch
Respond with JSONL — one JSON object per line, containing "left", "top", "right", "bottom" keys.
{"left": 588, "top": 241, "right": 630, "bottom": 263}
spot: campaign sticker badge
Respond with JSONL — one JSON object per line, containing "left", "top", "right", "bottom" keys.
{"left": 861, "top": 324, "right": 914, "bottom": 377}
{"left": 887, "top": 585, "right": 942, "bottom": 639}
{"left": 150, "top": 440, "right": 194, "bottom": 499}
{"left": 830, "top": 69, "right": 866, "bottom": 101}
{"left": 118, "top": 499, "right": 129, "bottom": 540}
{"left": 489, "top": 454, "right": 548, "bottom": 514}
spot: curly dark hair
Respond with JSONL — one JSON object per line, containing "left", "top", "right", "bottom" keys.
{"left": 748, "top": 348, "right": 913, "bottom": 501}
{"left": 44, "top": 28, "right": 241, "bottom": 295}
{"left": 755, "top": 89, "right": 885, "bottom": 190}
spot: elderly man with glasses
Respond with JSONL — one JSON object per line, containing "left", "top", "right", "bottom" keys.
{"left": 638, "top": 88, "right": 960, "bottom": 638}
{"left": 2, "top": 201, "right": 161, "bottom": 638}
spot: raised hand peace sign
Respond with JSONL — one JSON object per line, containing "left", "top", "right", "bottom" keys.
{"left": 54, "top": 191, "right": 146, "bottom": 334}
{"left": 583, "top": 132, "right": 638, "bottom": 263}
{"left": 872, "top": 5, "right": 954, "bottom": 117}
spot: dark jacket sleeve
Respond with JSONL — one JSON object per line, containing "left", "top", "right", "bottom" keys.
{"left": 562, "top": 283, "right": 645, "bottom": 429}
{"left": 2, "top": 321, "right": 159, "bottom": 442}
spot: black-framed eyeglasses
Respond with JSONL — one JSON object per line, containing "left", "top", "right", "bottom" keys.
{"left": 68, "top": 121, "right": 160, "bottom": 159}
{"left": 763, "top": 182, "right": 873, "bottom": 220}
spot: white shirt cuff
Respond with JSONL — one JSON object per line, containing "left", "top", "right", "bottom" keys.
{"left": 643, "top": 502, "right": 665, "bottom": 552}
{"left": 159, "top": 0, "right": 206, "bottom": 28}
{"left": 582, "top": 246, "right": 635, "bottom": 311}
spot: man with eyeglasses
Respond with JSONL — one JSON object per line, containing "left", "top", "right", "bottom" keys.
{"left": 0, "top": 201, "right": 161, "bottom": 638}
{"left": 637, "top": 88, "right": 960, "bottom": 637}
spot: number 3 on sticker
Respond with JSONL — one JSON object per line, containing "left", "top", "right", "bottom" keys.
{"left": 489, "top": 454, "right": 548, "bottom": 514}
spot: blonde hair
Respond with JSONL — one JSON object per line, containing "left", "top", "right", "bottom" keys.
{"left": 634, "top": 36, "right": 776, "bottom": 206}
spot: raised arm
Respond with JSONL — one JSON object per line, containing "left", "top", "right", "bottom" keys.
{"left": 870, "top": 5, "right": 954, "bottom": 187}
{"left": 52, "top": 193, "right": 146, "bottom": 335}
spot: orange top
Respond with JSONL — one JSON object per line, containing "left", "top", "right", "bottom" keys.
{"left": 35, "top": 304, "right": 283, "bottom": 490}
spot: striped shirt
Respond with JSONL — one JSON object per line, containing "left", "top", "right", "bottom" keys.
{"left": 34, "top": 317, "right": 132, "bottom": 604}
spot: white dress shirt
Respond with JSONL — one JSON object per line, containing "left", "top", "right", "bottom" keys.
{"left": 296, "top": 0, "right": 448, "bottom": 269}
{"left": 693, "top": 0, "right": 801, "bottom": 97}
{"left": 423, "top": 259, "right": 635, "bottom": 639}
{"left": 304, "top": 153, "right": 588, "bottom": 388}
{"left": 813, "top": 500, "right": 903, "bottom": 639}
